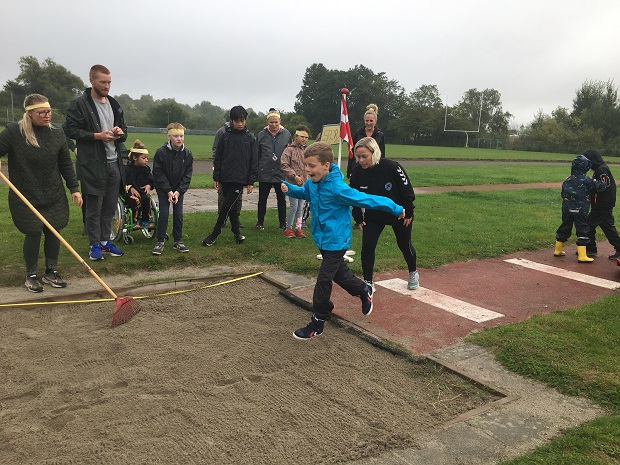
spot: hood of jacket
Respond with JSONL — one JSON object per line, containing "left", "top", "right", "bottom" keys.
{"left": 571, "top": 155, "right": 590, "bottom": 175}
{"left": 582, "top": 149, "right": 604, "bottom": 170}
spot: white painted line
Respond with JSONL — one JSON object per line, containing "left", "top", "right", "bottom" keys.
{"left": 504, "top": 258, "right": 620, "bottom": 290}
{"left": 376, "top": 278, "right": 504, "bottom": 323}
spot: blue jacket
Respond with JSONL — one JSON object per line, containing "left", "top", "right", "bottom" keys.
{"left": 283, "top": 163, "right": 403, "bottom": 251}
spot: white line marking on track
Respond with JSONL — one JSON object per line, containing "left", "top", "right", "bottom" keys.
{"left": 376, "top": 278, "right": 504, "bottom": 323}
{"left": 504, "top": 258, "right": 620, "bottom": 290}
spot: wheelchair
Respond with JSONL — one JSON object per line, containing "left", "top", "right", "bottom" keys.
{"left": 110, "top": 193, "right": 160, "bottom": 245}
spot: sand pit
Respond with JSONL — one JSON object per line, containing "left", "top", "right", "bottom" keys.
{"left": 0, "top": 276, "right": 500, "bottom": 464}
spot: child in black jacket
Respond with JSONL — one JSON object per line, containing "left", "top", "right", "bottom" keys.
{"left": 555, "top": 154, "right": 607, "bottom": 262}
{"left": 125, "top": 139, "right": 154, "bottom": 229}
{"left": 582, "top": 149, "right": 620, "bottom": 259}
{"left": 202, "top": 106, "right": 258, "bottom": 246}
{"left": 152, "top": 123, "right": 193, "bottom": 255}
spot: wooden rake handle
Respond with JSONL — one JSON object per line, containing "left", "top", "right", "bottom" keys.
{"left": 0, "top": 161, "right": 118, "bottom": 300}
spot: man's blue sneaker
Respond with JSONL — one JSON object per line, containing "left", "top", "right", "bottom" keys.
{"left": 360, "top": 282, "right": 374, "bottom": 316}
{"left": 101, "top": 242, "right": 124, "bottom": 257}
{"left": 89, "top": 244, "right": 104, "bottom": 261}
{"left": 293, "top": 314, "right": 325, "bottom": 340}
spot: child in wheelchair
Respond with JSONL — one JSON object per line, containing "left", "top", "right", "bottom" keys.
{"left": 125, "top": 140, "right": 155, "bottom": 230}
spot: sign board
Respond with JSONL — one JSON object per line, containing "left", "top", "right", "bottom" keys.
{"left": 318, "top": 124, "right": 340, "bottom": 145}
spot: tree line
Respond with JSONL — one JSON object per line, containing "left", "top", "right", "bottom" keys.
{"left": 2, "top": 56, "right": 618, "bottom": 155}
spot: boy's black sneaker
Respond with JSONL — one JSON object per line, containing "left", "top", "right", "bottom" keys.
{"left": 360, "top": 282, "right": 374, "bottom": 316}
{"left": 202, "top": 234, "right": 216, "bottom": 246}
{"left": 235, "top": 234, "right": 245, "bottom": 244}
{"left": 293, "top": 314, "right": 325, "bottom": 340}
{"left": 609, "top": 251, "right": 620, "bottom": 260}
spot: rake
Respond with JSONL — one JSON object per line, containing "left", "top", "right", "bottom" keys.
{"left": 0, "top": 162, "right": 140, "bottom": 327}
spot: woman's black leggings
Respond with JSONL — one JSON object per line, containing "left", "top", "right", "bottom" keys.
{"left": 23, "top": 227, "right": 61, "bottom": 276}
{"left": 361, "top": 220, "right": 416, "bottom": 282}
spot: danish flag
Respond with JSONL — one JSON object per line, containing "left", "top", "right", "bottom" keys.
{"left": 340, "top": 89, "right": 354, "bottom": 159}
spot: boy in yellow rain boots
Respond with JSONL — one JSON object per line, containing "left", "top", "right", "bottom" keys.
{"left": 554, "top": 155, "right": 608, "bottom": 263}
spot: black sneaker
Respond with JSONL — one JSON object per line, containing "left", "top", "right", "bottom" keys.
{"left": 173, "top": 242, "right": 189, "bottom": 253}
{"left": 293, "top": 314, "right": 325, "bottom": 340}
{"left": 235, "top": 234, "right": 245, "bottom": 244}
{"left": 152, "top": 241, "right": 165, "bottom": 255}
{"left": 360, "top": 282, "right": 374, "bottom": 316}
{"left": 255, "top": 223, "right": 264, "bottom": 231}
{"left": 42, "top": 271, "right": 67, "bottom": 288}
{"left": 609, "top": 251, "right": 620, "bottom": 260}
{"left": 25, "top": 275, "right": 43, "bottom": 293}
{"left": 202, "top": 234, "right": 216, "bottom": 246}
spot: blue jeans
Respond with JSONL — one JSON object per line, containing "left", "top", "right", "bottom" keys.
{"left": 286, "top": 196, "right": 304, "bottom": 229}
{"left": 157, "top": 191, "right": 184, "bottom": 243}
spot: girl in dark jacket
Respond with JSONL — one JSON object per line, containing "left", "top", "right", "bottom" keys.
{"left": 125, "top": 139, "right": 154, "bottom": 229}
{"left": 350, "top": 137, "right": 418, "bottom": 290}
{"left": 0, "top": 94, "right": 82, "bottom": 292}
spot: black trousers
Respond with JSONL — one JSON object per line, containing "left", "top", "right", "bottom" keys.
{"left": 556, "top": 210, "right": 590, "bottom": 246}
{"left": 156, "top": 192, "right": 184, "bottom": 243}
{"left": 212, "top": 182, "right": 243, "bottom": 236}
{"left": 312, "top": 249, "right": 366, "bottom": 320}
{"left": 361, "top": 220, "right": 417, "bottom": 282}
{"left": 257, "top": 182, "right": 286, "bottom": 227}
{"left": 587, "top": 208, "right": 620, "bottom": 252}
{"left": 23, "top": 227, "right": 61, "bottom": 276}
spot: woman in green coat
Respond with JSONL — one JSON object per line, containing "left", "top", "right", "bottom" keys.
{"left": 0, "top": 94, "right": 82, "bottom": 292}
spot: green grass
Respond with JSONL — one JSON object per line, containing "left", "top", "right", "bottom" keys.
{"left": 382, "top": 145, "right": 576, "bottom": 161}
{"left": 187, "top": 165, "right": 576, "bottom": 190}
{"left": 468, "top": 295, "right": 620, "bottom": 464}
{"left": 0, "top": 187, "right": 560, "bottom": 286}
{"left": 499, "top": 415, "right": 620, "bottom": 464}
{"left": 124, "top": 131, "right": 580, "bottom": 162}
{"left": 124, "top": 132, "right": 215, "bottom": 159}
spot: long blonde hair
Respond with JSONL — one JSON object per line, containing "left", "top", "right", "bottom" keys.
{"left": 19, "top": 94, "right": 50, "bottom": 147}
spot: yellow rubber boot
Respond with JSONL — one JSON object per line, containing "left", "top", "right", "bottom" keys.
{"left": 553, "top": 241, "right": 565, "bottom": 256}
{"left": 577, "top": 245, "right": 594, "bottom": 263}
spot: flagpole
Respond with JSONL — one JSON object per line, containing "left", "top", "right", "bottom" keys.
{"left": 338, "top": 89, "right": 346, "bottom": 169}
{"left": 339, "top": 87, "right": 352, "bottom": 172}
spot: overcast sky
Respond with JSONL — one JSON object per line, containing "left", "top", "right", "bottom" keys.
{"left": 3, "top": 0, "right": 618, "bottom": 127}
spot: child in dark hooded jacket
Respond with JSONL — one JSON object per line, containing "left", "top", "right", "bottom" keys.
{"left": 554, "top": 154, "right": 607, "bottom": 262}
{"left": 581, "top": 149, "right": 620, "bottom": 259}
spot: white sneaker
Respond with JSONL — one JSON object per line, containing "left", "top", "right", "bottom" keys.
{"left": 408, "top": 271, "right": 419, "bottom": 290}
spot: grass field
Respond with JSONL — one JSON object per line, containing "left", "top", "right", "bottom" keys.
{"left": 124, "top": 131, "right": 578, "bottom": 162}
{"left": 188, "top": 164, "right": 579, "bottom": 190}
{"left": 0, "top": 156, "right": 618, "bottom": 463}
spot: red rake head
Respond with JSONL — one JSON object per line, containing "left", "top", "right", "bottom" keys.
{"left": 111, "top": 297, "right": 141, "bottom": 328}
